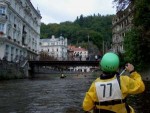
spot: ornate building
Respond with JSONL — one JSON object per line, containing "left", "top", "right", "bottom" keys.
{"left": 0, "top": 0, "right": 41, "bottom": 61}
{"left": 40, "top": 35, "right": 68, "bottom": 61}
{"left": 112, "top": 4, "right": 134, "bottom": 53}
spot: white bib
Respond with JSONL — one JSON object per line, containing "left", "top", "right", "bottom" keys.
{"left": 95, "top": 78, "right": 122, "bottom": 102}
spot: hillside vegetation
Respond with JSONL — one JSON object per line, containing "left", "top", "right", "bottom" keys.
{"left": 40, "top": 14, "right": 114, "bottom": 51}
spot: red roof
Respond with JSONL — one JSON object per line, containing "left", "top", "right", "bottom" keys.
{"left": 68, "top": 45, "right": 87, "bottom": 52}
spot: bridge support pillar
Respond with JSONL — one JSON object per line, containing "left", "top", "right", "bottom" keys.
{"left": 28, "top": 65, "right": 35, "bottom": 78}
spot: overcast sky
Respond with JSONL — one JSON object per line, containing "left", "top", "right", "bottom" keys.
{"left": 31, "top": 0, "right": 116, "bottom": 24}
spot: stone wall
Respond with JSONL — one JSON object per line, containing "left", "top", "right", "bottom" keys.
{"left": 0, "top": 60, "right": 25, "bottom": 80}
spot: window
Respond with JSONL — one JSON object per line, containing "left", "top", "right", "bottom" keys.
{"left": 0, "top": 6, "right": 6, "bottom": 15}
{"left": 11, "top": 47, "right": 14, "bottom": 61}
{"left": 0, "top": 23, "right": 4, "bottom": 32}
{"left": 4, "top": 45, "right": 9, "bottom": 60}
{"left": 16, "top": 49, "right": 18, "bottom": 55}
{"left": 5, "top": 45, "right": 9, "bottom": 51}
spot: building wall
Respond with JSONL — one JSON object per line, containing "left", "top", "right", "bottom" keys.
{"left": 68, "top": 46, "right": 88, "bottom": 61}
{"left": 73, "top": 49, "right": 88, "bottom": 61}
{"left": 40, "top": 35, "right": 68, "bottom": 61}
{"left": 112, "top": 4, "right": 134, "bottom": 53}
{"left": 0, "top": 0, "right": 41, "bottom": 61}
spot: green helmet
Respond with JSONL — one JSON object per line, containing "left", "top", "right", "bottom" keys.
{"left": 100, "top": 52, "right": 119, "bottom": 72}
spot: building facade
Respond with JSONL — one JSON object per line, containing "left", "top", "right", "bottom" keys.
{"left": 112, "top": 4, "right": 134, "bottom": 53}
{"left": 0, "top": 0, "right": 41, "bottom": 61}
{"left": 40, "top": 35, "right": 68, "bottom": 61}
{"left": 68, "top": 45, "right": 90, "bottom": 72}
{"left": 68, "top": 45, "right": 88, "bottom": 61}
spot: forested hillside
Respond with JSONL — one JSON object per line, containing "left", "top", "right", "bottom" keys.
{"left": 40, "top": 14, "right": 114, "bottom": 51}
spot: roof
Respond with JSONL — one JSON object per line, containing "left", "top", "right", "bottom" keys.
{"left": 68, "top": 45, "right": 87, "bottom": 52}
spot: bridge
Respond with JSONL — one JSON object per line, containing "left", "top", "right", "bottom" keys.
{"left": 29, "top": 60, "right": 99, "bottom": 66}
{"left": 28, "top": 60, "right": 100, "bottom": 76}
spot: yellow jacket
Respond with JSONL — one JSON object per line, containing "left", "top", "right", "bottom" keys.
{"left": 82, "top": 71, "right": 145, "bottom": 113}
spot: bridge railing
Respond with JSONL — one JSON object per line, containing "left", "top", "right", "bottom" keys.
{"left": 28, "top": 60, "right": 100, "bottom": 77}
{"left": 28, "top": 60, "right": 100, "bottom": 66}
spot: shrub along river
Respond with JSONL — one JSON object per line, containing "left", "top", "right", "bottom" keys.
{"left": 0, "top": 73, "right": 149, "bottom": 113}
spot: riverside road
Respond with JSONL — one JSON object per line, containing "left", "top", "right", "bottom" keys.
{"left": 0, "top": 74, "right": 149, "bottom": 113}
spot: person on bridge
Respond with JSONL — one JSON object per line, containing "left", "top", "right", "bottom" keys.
{"left": 82, "top": 52, "right": 145, "bottom": 113}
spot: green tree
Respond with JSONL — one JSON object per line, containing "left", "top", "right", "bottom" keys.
{"left": 124, "top": 29, "right": 143, "bottom": 71}
{"left": 134, "top": 0, "right": 150, "bottom": 67}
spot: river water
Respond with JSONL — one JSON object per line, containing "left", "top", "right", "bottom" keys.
{"left": 0, "top": 74, "right": 149, "bottom": 113}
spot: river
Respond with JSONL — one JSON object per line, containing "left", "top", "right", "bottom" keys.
{"left": 0, "top": 74, "right": 149, "bottom": 113}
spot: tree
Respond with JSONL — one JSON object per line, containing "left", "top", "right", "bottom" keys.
{"left": 39, "top": 51, "right": 58, "bottom": 61}
{"left": 124, "top": 29, "right": 143, "bottom": 71}
{"left": 134, "top": 0, "right": 150, "bottom": 66}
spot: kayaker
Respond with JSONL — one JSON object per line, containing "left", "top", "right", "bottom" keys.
{"left": 82, "top": 52, "right": 145, "bottom": 113}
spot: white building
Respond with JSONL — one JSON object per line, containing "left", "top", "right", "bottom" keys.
{"left": 68, "top": 45, "right": 91, "bottom": 72}
{"left": 0, "top": 0, "right": 41, "bottom": 61}
{"left": 40, "top": 35, "right": 68, "bottom": 61}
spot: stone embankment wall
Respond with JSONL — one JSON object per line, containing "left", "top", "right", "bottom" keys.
{"left": 0, "top": 60, "right": 25, "bottom": 80}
